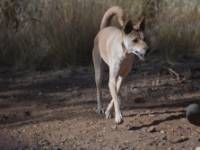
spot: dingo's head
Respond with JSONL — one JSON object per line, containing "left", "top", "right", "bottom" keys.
{"left": 122, "top": 17, "right": 149, "bottom": 60}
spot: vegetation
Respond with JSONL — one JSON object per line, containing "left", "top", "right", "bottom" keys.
{"left": 0, "top": 0, "right": 200, "bottom": 70}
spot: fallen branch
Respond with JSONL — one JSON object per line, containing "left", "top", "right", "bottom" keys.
{"left": 167, "top": 67, "right": 181, "bottom": 81}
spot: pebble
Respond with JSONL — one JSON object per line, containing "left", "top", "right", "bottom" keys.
{"left": 160, "top": 130, "right": 165, "bottom": 134}
{"left": 148, "top": 114, "right": 155, "bottom": 117}
{"left": 81, "top": 130, "right": 87, "bottom": 134}
{"left": 195, "top": 147, "right": 200, "bottom": 150}
{"left": 147, "top": 126, "right": 157, "bottom": 133}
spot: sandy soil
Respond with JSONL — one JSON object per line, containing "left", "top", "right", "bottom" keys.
{"left": 0, "top": 64, "right": 200, "bottom": 150}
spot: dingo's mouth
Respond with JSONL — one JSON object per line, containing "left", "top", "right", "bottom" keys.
{"left": 132, "top": 50, "right": 145, "bottom": 60}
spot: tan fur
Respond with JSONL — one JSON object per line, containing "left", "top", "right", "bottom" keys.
{"left": 100, "top": 6, "right": 126, "bottom": 29}
{"left": 93, "top": 6, "right": 148, "bottom": 124}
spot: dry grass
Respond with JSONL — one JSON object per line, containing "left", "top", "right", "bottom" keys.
{"left": 0, "top": 0, "right": 200, "bottom": 70}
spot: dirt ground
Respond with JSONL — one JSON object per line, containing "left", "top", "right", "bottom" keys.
{"left": 0, "top": 63, "right": 200, "bottom": 150}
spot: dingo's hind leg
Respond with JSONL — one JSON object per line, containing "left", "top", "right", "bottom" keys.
{"left": 92, "top": 46, "right": 104, "bottom": 114}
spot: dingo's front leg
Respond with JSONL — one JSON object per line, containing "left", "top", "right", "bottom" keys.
{"left": 108, "top": 74, "right": 123, "bottom": 124}
{"left": 105, "top": 76, "right": 123, "bottom": 119}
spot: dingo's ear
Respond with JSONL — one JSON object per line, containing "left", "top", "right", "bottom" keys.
{"left": 124, "top": 20, "right": 133, "bottom": 34}
{"left": 134, "top": 16, "right": 145, "bottom": 31}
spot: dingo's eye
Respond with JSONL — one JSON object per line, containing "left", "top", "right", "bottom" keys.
{"left": 133, "top": 38, "right": 138, "bottom": 43}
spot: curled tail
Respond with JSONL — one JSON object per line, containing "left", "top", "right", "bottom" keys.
{"left": 100, "top": 6, "right": 126, "bottom": 30}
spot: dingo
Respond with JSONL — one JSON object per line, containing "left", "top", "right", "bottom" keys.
{"left": 92, "top": 6, "right": 149, "bottom": 124}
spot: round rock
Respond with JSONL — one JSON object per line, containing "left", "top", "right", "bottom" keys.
{"left": 186, "top": 103, "right": 200, "bottom": 126}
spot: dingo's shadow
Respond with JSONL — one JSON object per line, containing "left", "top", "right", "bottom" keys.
{"left": 128, "top": 113, "right": 185, "bottom": 130}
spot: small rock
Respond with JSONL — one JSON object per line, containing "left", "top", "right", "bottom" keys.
{"left": 148, "top": 114, "right": 155, "bottom": 117}
{"left": 147, "top": 126, "right": 156, "bottom": 133}
{"left": 22, "top": 129, "right": 26, "bottom": 133}
{"left": 168, "top": 147, "right": 174, "bottom": 150}
{"left": 103, "top": 127, "right": 106, "bottom": 132}
{"left": 97, "top": 139, "right": 103, "bottom": 142}
{"left": 160, "top": 130, "right": 165, "bottom": 134}
{"left": 81, "top": 130, "right": 88, "bottom": 134}
{"left": 195, "top": 147, "right": 200, "bottom": 150}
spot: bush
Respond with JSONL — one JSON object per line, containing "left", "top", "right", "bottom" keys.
{"left": 0, "top": 0, "right": 200, "bottom": 70}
